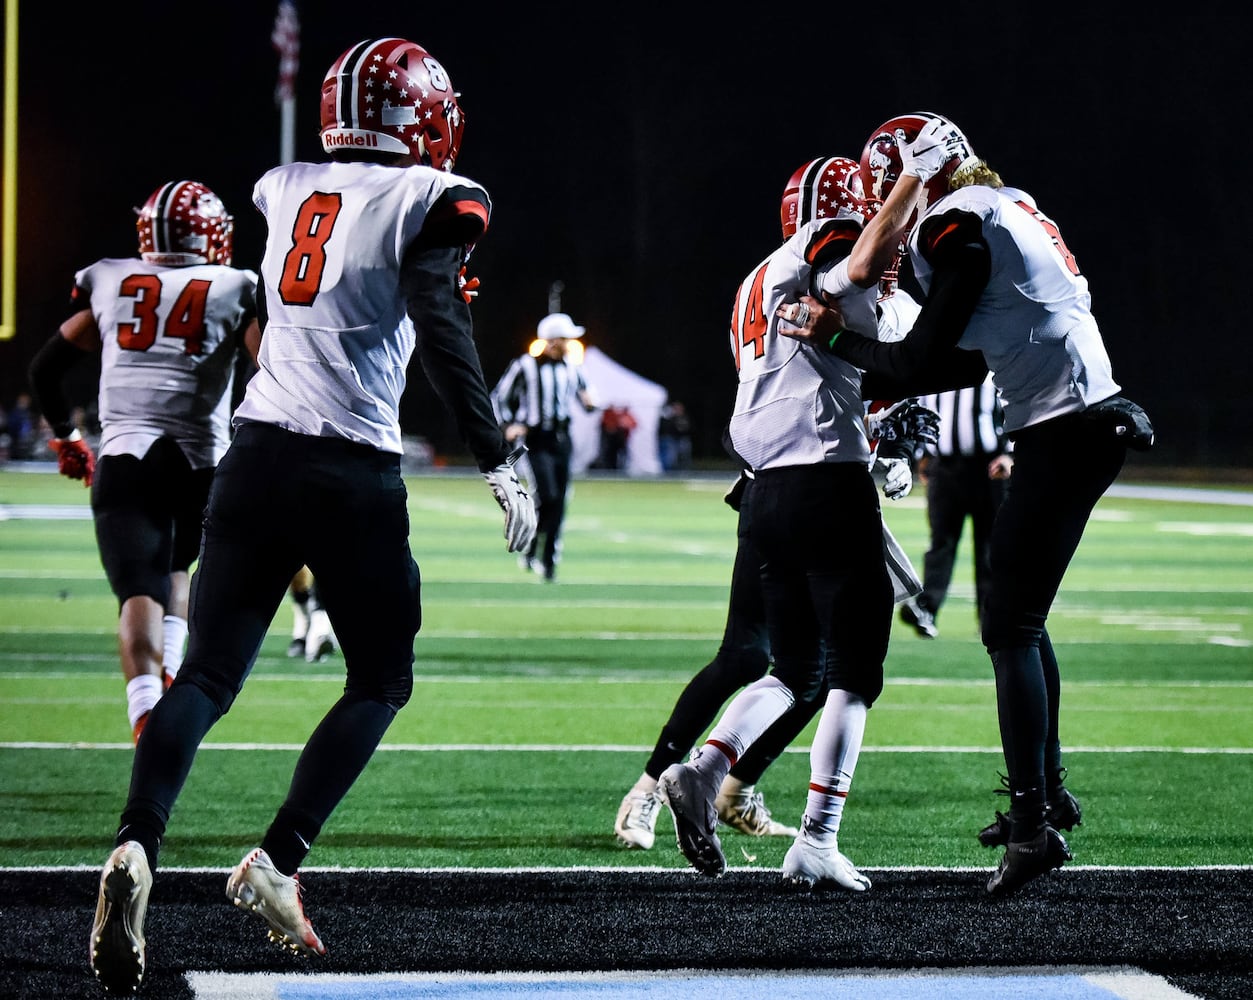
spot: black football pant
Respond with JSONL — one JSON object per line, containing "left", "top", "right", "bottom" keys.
{"left": 750, "top": 462, "right": 892, "bottom": 709}
{"left": 643, "top": 479, "right": 824, "bottom": 784}
{"left": 921, "top": 453, "right": 1007, "bottom": 626}
{"left": 524, "top": 429, "right": 572, "bottom": 573}
{"left": 982, "top": 412, "right": 1126, "bottom": 819}
{"left": 117, "top": 424, "right": 420, "bottom": 873}
{"left": 91, "top": 436, "right": 214, "bottom": 609}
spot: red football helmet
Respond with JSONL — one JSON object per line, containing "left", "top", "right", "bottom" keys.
{"left": 859, "top": 113, "right": 979, "bottom": 214}
{"left": 320, "top": 37, "right": 465, "bottom": 171}
{"left": 780, "top": 156, "right": 868, "bottom": 240}
{"left": 136, "top": 181, "right": 234, "bottom": 266}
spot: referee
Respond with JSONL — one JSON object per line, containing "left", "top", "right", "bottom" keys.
{"left": 901, "top": 373, "right": 1012, "bottom": 638}
{"left": 490, "top": 312, "right": 598, "bottom": 581}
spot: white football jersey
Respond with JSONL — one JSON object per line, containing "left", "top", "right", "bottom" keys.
{"left": 74, "top": 257, "right": 257, "bottom": 467}
{"left": 910, "top": 185, "right": 1119, "bottom": 433}
{"left": 236, "top": 160, "right": 490, "bottom": 454}
{"left": 727, "top": 216, "right": 881, "bottom": 471}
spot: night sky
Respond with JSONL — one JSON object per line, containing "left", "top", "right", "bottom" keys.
{"left": 3, "top": 2, "right": 1249, "bottom": 468}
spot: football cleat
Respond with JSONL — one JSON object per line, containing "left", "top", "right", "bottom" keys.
{"left": 226, "top": 848, "right": 326, "bottom": 956}
{"left": 303, "top": 609, "right": 337, "bottom": 664}
{"left": 899, "top": 597, "right": 938, "bottom": 639}
{"left": 782, "top": 823, "right": 871, "bottom": 892}
{"left": 90, "top": 841, "right": 151, "bottom": 995}
{"left": 614, "top": 786, "right": 663, "bottom": 849}
{"left": 986, "top": 824, "right": 1072, "bottom": 897}
{"left": 657, "top": 762, "right": 725, "bottom": 877}
{"left": 978, "top": 772, "right": 1083, "bottom": 847}
{"left": 131, "top": 713, "right": 149, "bottom": 746}
{"left": 715, "top": 782, "right": 799, "bottom": 838}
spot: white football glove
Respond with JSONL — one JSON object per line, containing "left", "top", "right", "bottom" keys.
{"left": 483, "top": 447, "right": 537, "bottom": 553}
{"left": 895, "top": 117, "right": 962, "bottom": 183}
{"left": 875, "top": 455, "right": 913, "bottom": 501}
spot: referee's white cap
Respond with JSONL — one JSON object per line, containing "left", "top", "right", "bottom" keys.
{"left": 536, "top": 312, "right": 585, "bottom": 340}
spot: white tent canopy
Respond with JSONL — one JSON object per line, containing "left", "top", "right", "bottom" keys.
{"left": 570, "top": 346, "right": 668, "bottom": 476}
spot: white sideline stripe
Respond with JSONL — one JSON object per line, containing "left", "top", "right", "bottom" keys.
{"left": 12, "top": 863, "right": 1253, "bottom": 873}
{"left": 3, "top": 741, "right": 1251, "bottom": 754}
{"left": 178, "top": 967, "right": 1207, "bottom": 1000}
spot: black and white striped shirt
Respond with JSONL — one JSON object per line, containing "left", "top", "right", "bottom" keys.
{"left": 491, "top": 353, "right": 589, "bottom": 433}
{"left": 921, "top": 374, "right": 1007, "bottom": 458}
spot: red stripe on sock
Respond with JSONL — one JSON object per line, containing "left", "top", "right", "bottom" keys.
{"left": 808, "top": 782, "right": 848, "bottom": 797}
{"left": 707, "top": 740, "right": 738, "bottom": 766}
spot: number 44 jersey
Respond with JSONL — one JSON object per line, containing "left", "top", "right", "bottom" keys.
{"left": 239, "top": 160, "right": 491, "bottom": 454}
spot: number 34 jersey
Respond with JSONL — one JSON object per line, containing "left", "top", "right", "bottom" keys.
{"left": 238, "top": 160, "right": 491, "bottom": 455}
{"left": 73, "top": 258, "right": 257, "bottom": 467}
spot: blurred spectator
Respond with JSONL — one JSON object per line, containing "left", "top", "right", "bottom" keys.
{"left": 658, "top": 399, "right": 693, "bottom": 472}
{"left": 6, "top": 393, "right": 37, "bottom": 460}
{"left": 597, "top": 405, "right": 637, "bottom": 471}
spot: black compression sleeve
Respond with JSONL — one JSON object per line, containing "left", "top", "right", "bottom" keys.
{"left": 401, "top": 245, "right": 510, "bottom": 472}
{"left": 27, "top": 334, "right": 86, "bottom": 437}
{"left": 828, "top": 240, "right": 991, "bottom": 395}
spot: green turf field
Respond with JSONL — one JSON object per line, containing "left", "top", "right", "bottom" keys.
{"left": 1, "top": 467, "right": 1250, "bottom": 871}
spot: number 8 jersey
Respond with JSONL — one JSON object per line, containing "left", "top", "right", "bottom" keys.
{"left": 237, "top": 160, "right": 491, "bottom": 454}
{"left": 909, "top": 184, "right": 1119, "bottom": 433}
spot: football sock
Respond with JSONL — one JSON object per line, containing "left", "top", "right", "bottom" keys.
{"left": 126, "top": 674, "right": 163, "bottom": 730}
{"left": 162, "top": 615, "right": 188, "bottom": 680}
{"left": 705, "top": 674, "right": 795, "bottom": 765}
{"left": 803, "top": 689, "right": 867, "bottom": 844}
{"left": 632, "top": 773, "right": 659, "bottom": 795}
{"left": 291, "top": 590, "right": 310, "bottom": 641}
{"left": 262, "top": 806, "right": 321, "bottom": 877}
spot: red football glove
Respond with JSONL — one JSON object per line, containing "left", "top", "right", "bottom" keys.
{"left": 48, "top": 432, "right": 95, "bottom": 487}
{"left": 458, "top": 266, "right": 481, "bottom": 303}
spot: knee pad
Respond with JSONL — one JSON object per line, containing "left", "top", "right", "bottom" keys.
{"left": 346, "top": 667, "right": 414, "bottom": 713}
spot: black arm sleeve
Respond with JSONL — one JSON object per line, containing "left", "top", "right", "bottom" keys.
{"left": 401, "top": 243, "right": 510, "bottom": 472}
{"left": 829, "top": 238, "right": 992, "bottom": 397}
{"left": 27, "top": 334, "right": 88, "bottom": 437}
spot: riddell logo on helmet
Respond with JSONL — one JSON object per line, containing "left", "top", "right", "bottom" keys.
{"left": 323, "top": 129, "right": 380, "bottom": 148}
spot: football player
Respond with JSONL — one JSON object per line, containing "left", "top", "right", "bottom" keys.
{"left": 653, "top": 158, "right": 936, "bottom": 890}
{"left": 776, "top": 113, "right": 1154, "bottom": 896}
{"left": 287, "top": 566, "right": 337, "bottom": 663}
{"left": 89, "top": 37, "right": 536, "bottom": 995}
{"left": 27, "top": 180, "right": 260, "bottom": 745}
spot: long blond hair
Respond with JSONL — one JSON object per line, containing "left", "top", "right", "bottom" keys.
{"left": 950, "top": 160, "right": 1003, "bottom": 191}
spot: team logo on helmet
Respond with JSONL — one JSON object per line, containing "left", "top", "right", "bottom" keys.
{"left": 859, "top": 112, "right": 979, "bottom": 217}
{"left": 320, "top": 38, "right": 466, "bottom": 171}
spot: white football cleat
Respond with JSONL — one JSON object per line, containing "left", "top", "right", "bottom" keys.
{"left": 90, "top": 841, "right": 151, "bottom": 995}
{"left": 614, "top": 786, "right": 663, "bottom": 849}
{"left": 226, "top": 847, "right": 326, "bottom": 956}
{"left": 715, "top": 780, "right": 799, "bottom": 838}
{"left": 782, "top": 828, "right": 871, "bottom": 892}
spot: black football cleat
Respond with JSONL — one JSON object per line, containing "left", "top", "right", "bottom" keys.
{"left": 986, "top": 824, "right": 1072, "bottom": 897}
{"left": 979, "top": 787, "right": 1083, "bottom": 847}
